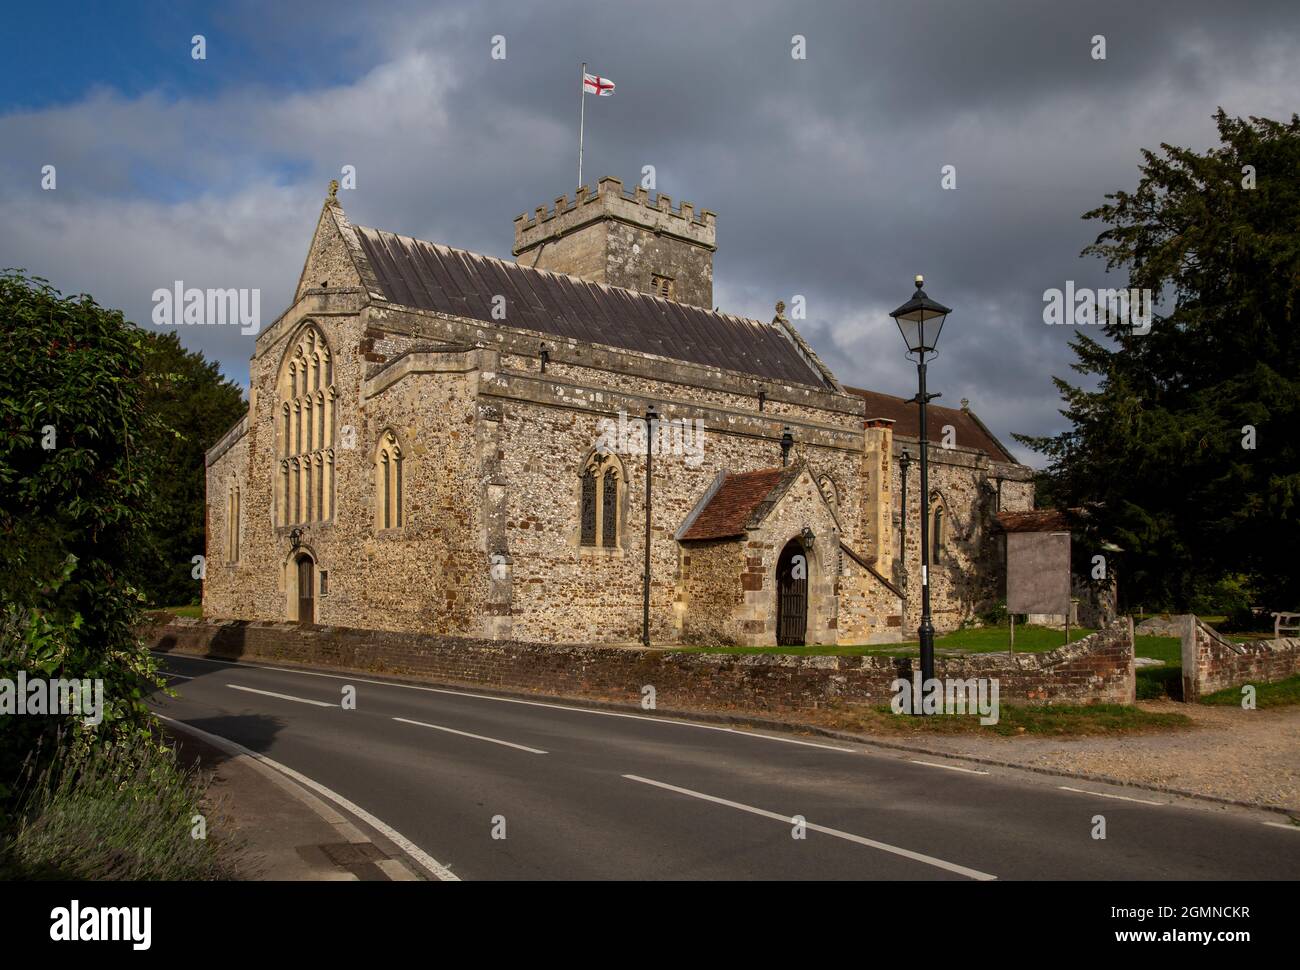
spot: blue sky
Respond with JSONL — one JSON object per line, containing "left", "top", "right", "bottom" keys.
{"left": 2, "top": 0, "right": 1297, "bottom": 465}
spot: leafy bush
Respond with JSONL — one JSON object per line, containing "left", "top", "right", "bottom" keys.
{"left": 0, "top": 271, "right": 165, "bottom": 810}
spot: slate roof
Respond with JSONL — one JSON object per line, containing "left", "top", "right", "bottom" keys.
{"left": 679, "top": 467, "right": 796, "bottom": 541}
{"left": 844, "top": 385, "right": 1016, "bottom": 462}
{"left": 352, "top": 225, "right": 830, "bottom": 388}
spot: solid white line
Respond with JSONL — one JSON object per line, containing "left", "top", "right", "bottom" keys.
{"left": 156, "top": 714, "right": 459, "bottom": 881}
{"left": 155, "top": 651, "right": 856, "bottom": 752}
{"left": 910, "top": 760, "right": 989, "bottom": 775}
{"left": 1264, "top": 822, "right": 1300, "bottom": 832}
{"left": 162, "top": 672, "right": 196, "bottom": 680}
{"left": 392, "top": 717, "right": 548, "bottom": 754}
{"left": 1058, "top": 786, "right": 1164, "bottom": 805}
{"left": 228, "top": 684, "right": 337, "bottom": 708}
{"left": 622, "top": 774, "right": 997, "bottom": 881}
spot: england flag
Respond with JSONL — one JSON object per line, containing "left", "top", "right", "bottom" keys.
{"left": 583, "top": 72, "right": 615, "bottom": 96}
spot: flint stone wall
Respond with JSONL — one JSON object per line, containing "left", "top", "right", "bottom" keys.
{"left": 145, "top": 615, "right": 1136, "bottom": 710}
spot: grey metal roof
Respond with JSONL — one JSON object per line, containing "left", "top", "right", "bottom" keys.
{"left": 353, "top": 225, "right": 829, "bottom": 387}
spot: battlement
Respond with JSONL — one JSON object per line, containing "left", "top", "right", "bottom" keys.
{"left": 513, "top": 176, "right": 716, "bottom": 256}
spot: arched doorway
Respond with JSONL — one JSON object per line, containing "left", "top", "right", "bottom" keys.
{"left": 776, "top": 539, "right": 808, "bottom": 647}
{"left": 296, "top": 553, "right": 315, "bottom": 625}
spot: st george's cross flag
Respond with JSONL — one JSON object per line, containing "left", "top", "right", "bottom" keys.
{"left": 583, "top": 72, "right": 615, "bottom": 96}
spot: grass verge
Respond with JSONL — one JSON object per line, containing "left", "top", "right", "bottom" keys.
{"left": 1199, "top": 675, "right": 1300, "bottom": 709}
{"left": 816, "top": 702, "right": 1192, "bottom": 738}
{"left": 0, "top": 729, "right": 241, "bottom": 880}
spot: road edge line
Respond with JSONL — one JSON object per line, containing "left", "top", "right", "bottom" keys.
{"left": 157, "top": 713, "right": 459, "bottom": 882}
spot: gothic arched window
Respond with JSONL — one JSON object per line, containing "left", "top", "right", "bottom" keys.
{"left": 227, "top": 482, "right": 240, "bottom": 563}
{"left": 278, "top": 324, "right": 335, "bottom": 525}
{"left": 580, "top": 452, "right": 623, "bottom": 548}
{"left": 375, "top": 430, "right": 404, "bottom": 530}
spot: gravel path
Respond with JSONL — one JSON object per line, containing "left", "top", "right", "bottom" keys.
{"left": 907, "top": 701, "right": 1300, "bottom": 811}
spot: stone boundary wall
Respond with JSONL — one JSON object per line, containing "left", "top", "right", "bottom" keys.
{"left": 1180, "top": 616, "right": 1300, "bottom": 701}
{"left": 143, "top": 616, "right": 1136, "bottom": 711}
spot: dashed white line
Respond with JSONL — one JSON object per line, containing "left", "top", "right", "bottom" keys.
{"left": 1058, "top": 786, "right": 1164, "bottom": 805}
{"left": 623, "top": 774, "right": 997, "bottom": 881}
{"left": 156, "top": 714, "right": 458, "bottom": 881}
{"left": 392, "top": 717, "right": 548, "bottom": 754}
{"left": 228, "top": 684, "right": 337, "bottom": 708}
{"left": 911, "top": 760, "right": 989, "bottom": 775}
{"left": 155, "top": 652, "right": 855, "bottom": 752}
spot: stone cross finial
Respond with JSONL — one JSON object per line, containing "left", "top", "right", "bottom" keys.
{"left": 327, "top": 179, "right": 339, "bottom": 201}
{"left": 774, "top": 300, "right": 787, "bottom": 322}
{"left": 960, "top": 397, "right": 970, "bottom": 410}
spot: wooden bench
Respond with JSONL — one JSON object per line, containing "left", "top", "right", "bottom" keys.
{"left": 1272, "top": 612, "right": 1300, "bottom": 639}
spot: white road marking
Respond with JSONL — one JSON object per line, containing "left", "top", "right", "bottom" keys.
{"left": 623, "top": 774, "right": 997, "bottom": 881}
{"left": 156, "top": 714, "right": 458, "bottom": 881}
{"left": 910, "top": 760, "right": 989, "bottom": 775}
{"left": 155, "top": 652, "right": 855, "bottom": 752}
{"left": 163, "top": 672, "right": 196, "bottom": 680}
{"left": 1058, "top": 786, "right": 1164, "bottom": 805}
{"left": 228, "top": 684, "right": 337, "bottom": 708}
{"left": 1264, "top": 821, "right": 1300, "bottom": 832}
{"left": 392, "top": 717, "right": 547, "bottom": 754}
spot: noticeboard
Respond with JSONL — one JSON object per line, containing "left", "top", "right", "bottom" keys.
{"left": 1006, "top": 531, "right": 1071, "bottom": 615}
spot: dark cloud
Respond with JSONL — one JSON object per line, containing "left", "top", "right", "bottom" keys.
{"left": 2, "top": 0, "right": 1296, "bottom": 464}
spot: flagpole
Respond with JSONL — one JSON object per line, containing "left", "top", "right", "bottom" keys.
{"left": 578, "top": 61, "right": 587, "bottom": 189}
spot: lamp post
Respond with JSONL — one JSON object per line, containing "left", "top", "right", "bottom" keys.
{"left": 642, "top": 404, "right": 659, "bottom": 647}
{"left": 890, "top": 275, "right": 952, "bottom": 695}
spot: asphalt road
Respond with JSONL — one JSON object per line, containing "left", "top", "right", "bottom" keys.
{"left": 149, "top": 652, "right": 1300, "bottom": 881}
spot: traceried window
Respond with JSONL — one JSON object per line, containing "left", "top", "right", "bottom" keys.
{"left": 375, "top": 430, "right": 404, "bottom": 530}
{"left": 650, "top": 274, "right": 674, "bottom": 300}
{"left": 580, "top": 452, "right": 623, "bottom": 548}
{"left": 278, "top": 324, "right": 335, "bottom": 526}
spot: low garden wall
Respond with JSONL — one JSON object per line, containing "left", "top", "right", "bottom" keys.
{"left": 1180, "top": 616, "right": 1300, "bottom": 701}
{"left": 142, "top": 616, "right": 1137, "bottom": 713}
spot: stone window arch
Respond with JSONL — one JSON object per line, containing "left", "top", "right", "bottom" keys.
{"left": 931, "top": 498, "right": 946, "bottom": 564}
{"left": 375, "top": 429, "right": 405, "bottom": 530}
{"left": 277, "top": 323, "right": 335, "bottom": 525}
{"left": 579, "top": 450, "right": 625, "bottom": 549}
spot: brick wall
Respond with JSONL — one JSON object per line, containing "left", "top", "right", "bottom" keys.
{"left": 1179, "top": 616, "right": 1300, "bottom": 701}
{"left": 144, "top": 615, "right": 1136, "bottom": 712}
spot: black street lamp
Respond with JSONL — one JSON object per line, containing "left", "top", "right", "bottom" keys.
{"left": 780, "top": 426, "right": 794, "bottom": 466}
{"left": 642, "top": 404, "right": 659, "bottom": 647}
{"left": 890, "top": 275, "right": 952, "bottom": 695}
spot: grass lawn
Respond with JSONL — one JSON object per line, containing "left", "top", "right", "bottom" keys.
{"left": 815, "top": 702, "right": 1191, "bottom": 738}
{"left": 149, "top": 604, "right": 202, "bottom": 619}
{"left": 1199, "top": 674, "right": 1300, "bottom": 708}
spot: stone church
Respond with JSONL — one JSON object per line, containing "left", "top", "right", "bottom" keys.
{"left": 204, "top": 177, "right": 1034, "bottom": 646}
